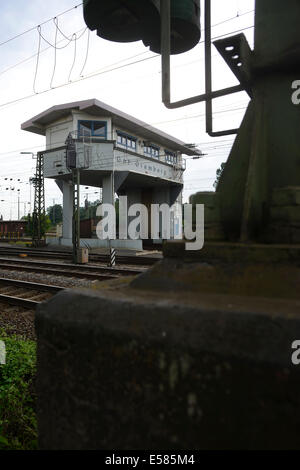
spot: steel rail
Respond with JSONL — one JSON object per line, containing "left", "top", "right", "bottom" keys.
{"left": 0, "top": 277, "right": 64, "bottom": 292}
{"left": 0, "top": 258, "right": 144, "bottom": 277}
{"left": 0, "top": 262, "right": 119, "bottom": 280}
{"left": 0, "top": 247, "right": 159, "bottom": 266}
{"left": 0, "top": 277, "right": 65, "bottom": 308}
{"left": 0, "top": 294, "right": 39, "bottom": 308}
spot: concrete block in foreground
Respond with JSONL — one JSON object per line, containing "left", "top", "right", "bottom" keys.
{"left": 36, "top": 287, "right": 300, "bottom": 450}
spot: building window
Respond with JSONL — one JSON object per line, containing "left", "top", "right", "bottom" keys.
{"left": 165, "top": 150, "right": 177, "bottom": 164}
{"left": 144, "top": 143, "right": 160, "bottom": 158}
{"left": 117, "top": 131, "right": 137, "bottom": 150}
{"left": 78, "top": 120, "right": 107, "bottom": 138}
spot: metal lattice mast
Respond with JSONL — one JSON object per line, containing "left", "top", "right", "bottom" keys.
{"left": 32, "top": 151, "right": 45, "bottom": 246}
{"left": 65, "top": 132, "right": 82, "bottom": 263}
{"left": 72, "top": 168, "right": 80, "bottom": 263}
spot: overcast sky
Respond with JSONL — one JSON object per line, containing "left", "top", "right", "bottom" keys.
{"left": 0, "top": 0, "right": 254, "bottom": 220}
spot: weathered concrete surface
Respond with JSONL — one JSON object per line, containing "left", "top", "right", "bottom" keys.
{"left": 134, "top": 241, "right": 300, "bottom": 300}
{"left": 272, "top": 187, "right": 300, "bottom": 207}
{"left": 215, "top": 0, "right": 300, "bottom": 241}
{"left": 189, "top": 192, "right": 225, "bottom": 241}
{"left": 163, "top": 240, "right": 300, "bottom": 264}
{"left": 131, "top": 257, "right": 300, "bottom": 300}
{"left": 265, "top": 187, "right": 300, "bottom": 244}
{"left": 36, "top": 281, "right": 300, "bottom": 450}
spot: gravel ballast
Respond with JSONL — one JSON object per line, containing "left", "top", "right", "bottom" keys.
{"left": 0, "top": 267, "right": 96, "bottom": 340}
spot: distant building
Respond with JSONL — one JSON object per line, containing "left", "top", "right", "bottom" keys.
{"left": 22, "top": 99, "right": 201, "bottom": 249}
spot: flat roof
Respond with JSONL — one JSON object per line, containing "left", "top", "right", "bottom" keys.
{"left": 21, "top": 98, "right": 202, "bottom": 156}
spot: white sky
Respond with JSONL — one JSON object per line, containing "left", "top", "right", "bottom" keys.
{"left": 0, "top": 0, "right": 255, "bottom": 220}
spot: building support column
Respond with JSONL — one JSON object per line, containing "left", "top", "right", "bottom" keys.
{"left": 62, "top": 181, "right": 73, "bottom": 239}
{"left": 102, "top": 174, "right": 114, "bottom": 205}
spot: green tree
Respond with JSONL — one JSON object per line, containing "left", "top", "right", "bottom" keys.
{"left": 47, "top": 204, "right": 63, "bottom": 225}
{"left": 23, "top": 214, "right": 51, "bottom": 237}
{"left": 79, "top": 198, "right": 120, "bottom": 231}
{"left": 79, "top": 199, "right": 101, "bottom": 220}
{"left": 22, "top": 215, "right": 31, "bottom": 235}
{"left": 214, "top": 162, "right": 226, "bottom": 189}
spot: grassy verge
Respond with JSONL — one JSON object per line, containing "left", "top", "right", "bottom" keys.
{"left": 0, "top": 330, "right": 37, "bottom": 450}
{"left": 7, "top": 241, "right": 32, "bottom": 247}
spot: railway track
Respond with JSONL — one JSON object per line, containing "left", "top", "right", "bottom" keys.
{"left": 0, "top": 252, "right": 149, "bottom": 309}
{"left": 0, "top": 246, "right": 159, "bottom": 266}
{"left": 0, "top": 278, "right": 64, "bottom": 309}
{"left": 0, "top": 257, "right": 145, "bottom": 281}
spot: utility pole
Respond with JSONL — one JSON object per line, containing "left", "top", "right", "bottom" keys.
{"left": 29, "top": 177, "right": 33, "bottom": 214}
{"left": 32, "top": 151, "right": 45, "bottom": 247}
{"left": 109, "top": 148, "right": 116, "bottom": 267}
{"left": 9, "top": 188, "right": 12, "bottom": 221}
{"left": 53, "top": 198, "right": 56, "bottom": 225}
{"left": 72, "top": 168, "right": 80, "bottom": 263}
{"left": 66, "top": 132, "right": 83, "bottom": 263}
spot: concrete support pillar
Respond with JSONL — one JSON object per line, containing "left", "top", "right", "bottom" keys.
{"left": 126, "top": 188, "right": 142, "bottom": 237}
{"left": 153, "top": 187, "right": 171, "bottom": 240}
{"left": 102, "top": 174, "right": 113, "bottom": 205}
{"left": 126, "top": 188, "right": 141, "bottom": 210}
{"left": 62, "top": 181, "right": 73, "bottom": 239}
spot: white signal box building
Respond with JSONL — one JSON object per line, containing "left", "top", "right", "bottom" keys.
{"left": 22, "top": 99, "right": 201, "bottom": 249}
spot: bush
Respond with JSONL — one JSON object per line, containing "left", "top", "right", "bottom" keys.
{"left": 24, "top": 214, "right": 51, "bottom": 238}
{"left": 0, "top": 331, "right": 37, "bottom": 450}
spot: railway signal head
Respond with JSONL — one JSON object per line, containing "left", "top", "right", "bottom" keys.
{"left": 83, "top": 0, "right": 201, "bottom": 54}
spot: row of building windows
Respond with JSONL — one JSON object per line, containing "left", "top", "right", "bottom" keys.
{"left": 165, "top": 150, "right": 177, "bottom": 164}
{"left": 144, "top": 144, "right": 160, "bottom": 158}
{"left": 78, "top": 121, "right": 178, "bottom": 165}
{"left": 117, "top": 132, "right": 178, "bottom": 164}
{"left": 117, "top": 132, "right": 137, "bottom": 150}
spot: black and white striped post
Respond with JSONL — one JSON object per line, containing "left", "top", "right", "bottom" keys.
{"left": 109, "top": 247, "right": 116, "bottom": 267}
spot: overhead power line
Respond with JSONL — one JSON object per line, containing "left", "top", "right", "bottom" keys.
{"left": 201, "top": 9, "right": 254, "bottom": 31}
{"left": 0, "top": 20, "right": 254, "bottom": 111}
{"left": 34, "top": 18, "right": 88, "bottom": 92}
{"left": 153, "top": 105, "right": 247, "bottom": 125}
{"left": 0, "top": 26, "right": 87, "bottom": 78}
{"left": 0, "top": 2, "right": 83, "bottom": 48}
{"left": 0, "top": 54, "right": 160, "bottom": 110}
{"left": 0, "top": 8, "right": 254, "bottom": 79}
{"left": 0, "top": 8, "right": 254, "bottom": 111}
